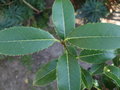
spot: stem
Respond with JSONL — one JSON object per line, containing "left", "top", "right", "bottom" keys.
{"left": 61, "top": 41, "right": 77, "bottom": 57}
{"left": 22, "top": 0, "right": 41, "bottom": 14}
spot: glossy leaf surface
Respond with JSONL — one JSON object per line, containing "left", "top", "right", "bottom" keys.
{"left": 57, "top": 51, "right": 81, "bottom": 90}
{"left": 33, "top": 60, "right": 57, "bottom": 86}
{"left": 67, "top": 23, "right": 120, "bottom": 50}
{"left": 0, "top": 27, "right": 57, "bottom": 55}
{"left": 52, "top": 0, "right": 75, "bottom": 39}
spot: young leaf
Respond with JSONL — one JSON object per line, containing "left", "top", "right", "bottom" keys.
{"left": 52, "top": 0, "right": 75, "bottom": 39}
{"left": 0, "top": 27, "right": 57, "bottom": 55}
{"left": 67, "top": 23, "right": 120, "bottom": 50}
{"left": 104, "top": 66, "right": 120, "bottom": 87}
{"left": 81, "top": 68, "right": 93, "bottom": 89}
{"left": 33, "top": 60, "right": 57, "bottom": 86}
{"left": 79, "top": 50, "right": 116, "bottom": 64}
{"left": 57, "top": 51, "right": 81, "bottom": 90}
{"left": 67, "top": 45, "right": 78, "bottom": 56}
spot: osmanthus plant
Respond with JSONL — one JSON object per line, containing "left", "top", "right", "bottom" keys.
{"left": 0, "top": 0, "right": 120, "bottom": 89}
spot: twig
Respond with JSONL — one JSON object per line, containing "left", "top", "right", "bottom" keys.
{"left": 22, "top": 0, "right": 41, "bottom": 14}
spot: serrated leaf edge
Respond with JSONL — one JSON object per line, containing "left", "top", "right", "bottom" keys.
{"left": 33, "top": 68, "right": 56, "bottom": 86}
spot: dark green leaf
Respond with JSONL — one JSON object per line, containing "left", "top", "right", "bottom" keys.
{"left": 81, "top": 68, "right": 93, "bottom": 89}
{"left": 52, "top": 0, "right": 75, "bottom": 39}
{"left": 33, "top": 60, "right": 57, "bottom": 86}
{"left": 90, "top": 64, "right": 105, "bottom": 75}
{"left": 57, "top": 51, "right": 81, "bottom": 90}
{"left": 79, "top": 50, "right": 116, "bottom": 64}
{"left": 0, "top": 27, "right": 57, "bottom": 55}
{"left": 67, "top": 23, "right": 120, "bottom": 50}
{"left": 100, "top": 75, "right": 116, "bottom": 90}
{"left": 104, "top": 66, "right": 120, "bottom": 87}
{"left": 67, "top": 45, "right": 77, "bottom": 56}
{"left": 113, "top": 56, "right": 120, "bottom": 67}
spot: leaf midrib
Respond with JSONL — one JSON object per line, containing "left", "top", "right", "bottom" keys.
{"left": 92, "top": 65, "right": 104, "bottom": 74}
{"left": 0, "top": 39, "right": 58, "bottom": 43}
{"left": 66, "top": 52, "right": 71, "bottom": 90}
{"left": 61, "top": 0, "right": 66, "bottom": 38}
{"left": 105, "top": 72, "right": 120, "bottom": 86}
{"left": 66, "top": 36, "right": 120, "bottom": 40}
{"left": 82, "top": 72, "right": 88, "bottom": 88}
{"left": 79, "top": 53, "right": 105, "bottom": 58}
{"left": 34, "top": 68, "right": 56, "bottom": 84}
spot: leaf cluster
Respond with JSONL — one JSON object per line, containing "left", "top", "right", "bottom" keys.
{"left": 0, "top": 0, "right": 120, "bottom": 90}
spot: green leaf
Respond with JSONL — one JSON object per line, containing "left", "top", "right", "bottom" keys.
{"left": 52, "top": 0, "right": 75, "bottom": 39}
{"left": 81, "top": 68, "right": 93, "bottom": 89}
{"left": 90, "top": 64, "right": 105, "bottom": 75}
{"left": 67, "top": 23, "right": 120, "bottom": 50}
{"left": 104, "top": 66, "right": 120, "bottom": 87}
{"left": 113, "top": 55, "right": 120, "bottom": 67}
{"left": 67, "top": 45, "right": 77, "bottom": 56}
{"left": 79, "top": 50, "right": 116, "bottom": 64}
{"left": 0, "top": 26, "right": 57, "bottom": 55}
{"left": 33, "top": 60, "right": 57, "bottom": 86}
{"left": 100, "top": 75, "right": 116, "bottom": 90}
{"left": 57, "top": 51, "right": 81, "bottom": 90}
